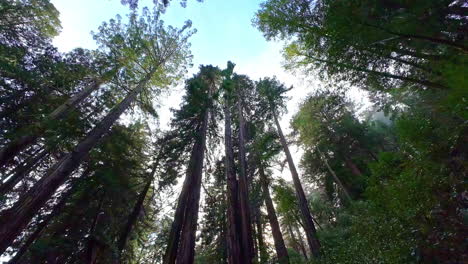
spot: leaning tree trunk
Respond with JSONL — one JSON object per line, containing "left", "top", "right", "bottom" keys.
{"left": 223, "top": 102, "right": 242, "bottom": 264}
{"left": 7, "top": 171, "right": 88, "bottom": 264}
{"left": 0, "top": 149, "right": 48, "bottom": 198}
{"left": 294, "top": 224, "right": 309, "bottom": 260}
{"left": 237, "top": 97, "right": 254, "bottom": 264}
{"left": 117, "top": 163, "right": 158, "bottom": 257}
{"left": 316, "top": 147, "right": 352, "bottom": 203}
{"left": 259, "top": 165, "right": 289, "bottom": 264}
{"left": 0, "top": 79, "right": 103, "bottom": 168}
{"left": 287, "top": 224, "right": 308, "bottom": 260}
{"left": 84, "top": 192, "right": 106, "bottom": 264}
{"left": 0, "top": 71, "right": 154, "bottom": 255}
{"left": 272, "top": 110, "right": 321, "bottom": 258}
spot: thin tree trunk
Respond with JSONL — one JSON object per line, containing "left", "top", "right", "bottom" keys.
{"left": 364, "top": 22, "right": 468, "bottom": 53}
{"left": 224, "top": 102, "right": 242, "bottom": 264}
{"left": 272, "top": 111, "right": 321, "bottom": 258}
{"left": 294, "top": 225, "right": 309, "bottom": 260}
{"left": 316, "top": 148, "right": 352, "bottom": 203}
{"left": 0, "top": 71, "right": 153, "bottom": 255}
{"left": 287, "top": 224, "right": 307, "bottom": 260}
{"left": 0, "top": 79, "right": 103, "bottom": 168}
{"left": 0, "top": 149, "right": 47, "bottom": 197}
{"left": 117, "top": 163, "right": 158, "bottom": 257}
{"left": 237, "top": 96, "right": 254, "bottom": 264}
{"left": 84, "top": 192, "right": 106, "bottom": 264}
{"left": 259, "top": 165, "right": 289, "bottom": 264}
{"left": 304, "top": 53, "right": 446, "bottom": 89}
{"left": 254, "top": 206, "right": 267, "bottom": 264}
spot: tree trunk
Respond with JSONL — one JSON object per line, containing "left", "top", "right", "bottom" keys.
{"left": 117, "top": 163, "right": 158, "bottom": 257}
{"left": 0, "top": 149, "right": 47, "bottom": 198}
{"left": 0, "top": 79, "right": 103, "bottom": 168}
{"left": 259, "top": 165, "right": 289, "bottom": 264}
{"left": 237, "top": 97, "right": 254, "bottom": 264}
{"left": 254, "top": 206, "right": 267, "bottom": 264}
{"left": 287, "top": 224, "right": 307, "bottom": 260}
{"left": 294, "top": 225, "right": 309, "bottom": 260}
{"left": 7, "top": 173, "right": 86, "bottom": 264}
{"left": 224, "top": 102, "right": 242, "bottom": 264}
{"left": 316, "top": 148, "right": 352, "bottom": 203}
{"left": 84, "top": 192, "right": 106, "bottom": 264}
{"left": 164, "top": 79, "right": 213, "bottom": 264}
{"left": 0, "top": 72, "right": 153, "bottom": 255}
{"left": 176, "top": 108, "right": 209, "bottom": 264}
{"left": 272, "top": 111, "right": 321, "bottom": 258}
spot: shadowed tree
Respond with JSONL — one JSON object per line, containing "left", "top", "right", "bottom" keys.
{"left": 0, "top": 8, "right": 193, "bottom": 254}
{"left": 257, "top": 77, "right": 321, "bottom": 257}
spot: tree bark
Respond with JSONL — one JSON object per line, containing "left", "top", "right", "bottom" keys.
{"left": 0, "top": 72, "right": 153, "bottom": 255}
{"left": 7, "top": 173, "right": 86, "bottom": 264}
{"left": 224, "top": 102, "right": 242, "bottom": 264}
{"left": 237, "top": 96, "right": 254, "bottom": 264}
{"left": 254, "top": 206, "right": 267, "bottom": 264}
{"left": 176, "top": 109, "right": 209, "bottom": 264}
{"left": 0, "top": 149, "right": 47, "bottom": 198}
{"left": 259, "top": 165, "right": 289, "bottom": 264}
{"left": 316, "top": 148, "right": 352, "bottom": 203}
{"left": 0, "top": 79, "right": 103, "bottom": 168}
{"left": 294, "top": 225, "right": 309, "bottom": 260}
{"left": 117, "top": 163, "right": 158, "bottom": 257}
{"left": 272, "top": 111, "right": 321, "bottom": 258}
{"left": 165, "top": 77, "right": 213, "bottom": 264}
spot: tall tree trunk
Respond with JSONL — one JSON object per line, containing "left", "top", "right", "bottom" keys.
{"left": 0, "top": 149, "right": 47, "bottom": 198}
{"left": 7, "top": 171, "right": 88, "bottom": 264}
{"left": 224, "top": 102, "right": 242, "bottom": 264}
{"left": 254, "top": 206, "right": 267, "bottom": 264}
{"left": 294, "top": 225, "right": 309, "bottom": 260}
{"left": 163, "top": 170, "right": 192, "bottom": 264}
{"left": 287, "top": 224, "right": 307, "bottom": 260}
{"left": 0, "top": 72, "right": 153, "bottom": 255}
{"left": 272, "top": 111, "right": 321, "bottom": 258}
{"left": 177, "top": 108, "right": 209, "bottom": 264}
{"left": 237, "top": 97, "right": 254, "bottom": 264}
{"left": 0, "top": 79, "right": 103, "bottom": 168}
{"left": 316, "top": 148, "right": 352, "bottom": 203}
{"left": 117, "top": 163, "right": 158, "bottom": 257}
{"left": 258, "top": 165, "right": 289, "bottom": 264}
{"left": 84, "top": 192, "right": 106, "bottom": 264}
{"left": 164, "top": 78, "right": 213, "bottom": 264}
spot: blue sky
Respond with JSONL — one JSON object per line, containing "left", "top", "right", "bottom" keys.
{"left": 47, "top": 0, "right": 315, "bottom": 188}
{"left": 52, "top": 0, "right": 272, "bottom": 72}
{"left": 50, "top": 0, "right": 318, "bottom": 127}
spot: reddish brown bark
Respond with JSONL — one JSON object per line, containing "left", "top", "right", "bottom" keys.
{"left": 259, "top": 165, "right": 289, "bottom": 263}
{"left": 0, "top": 79, "right": 103, "bottom": 168}
{"left": 224, "top": 101, "right": 242, "bottom": 264}
{"left": 0, "top": 72, "right": 153, "bottom": 255}
{"left": 273, "top": 111, "right": 321, "bottom": 257}
{"left": 237, "top": 97, "right": 254, "bottom": 264}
